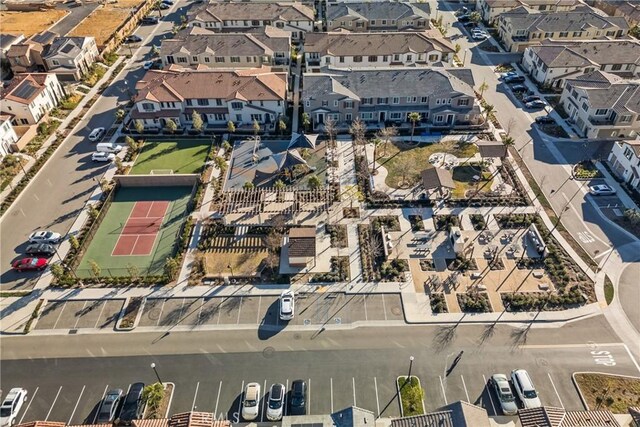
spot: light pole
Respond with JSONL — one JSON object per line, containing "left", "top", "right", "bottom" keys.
{"left": 408, "top": 356, "right": 415, "bottom": 379}
{"left": 150, "top": 362, "right": 163, "bottom": 384}
{"left": 463, "top": 49, "right": 468, "bottom": 67}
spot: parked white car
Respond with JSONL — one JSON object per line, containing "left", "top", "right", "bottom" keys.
{"left": 92, "top": 152, "right": 116, "bottom": 162}
{"left": 489, "top": 374, "right": 518, "bottom": 415}
{"left": 266, "top": 383, "right": 285, "bottom": 421}
{"left": 0, "top": 388, "right": 28, "bottom": 427}
{"left": 241, "top": 383, "right": 261, "bottom": 421}
{"left": 589, "top": 184, "right": 616, "bottom": 196}
{"left": 28, "top": 230, "right": 62, "bottom": 244}
{"left": 511, "top": 369, "right": 542, "bottom": 409}
{"left": 88, "top": 127, "right": 105, "bottom": 142}
{"left": 279, "top": 290, "right": 294, "bottom": 321}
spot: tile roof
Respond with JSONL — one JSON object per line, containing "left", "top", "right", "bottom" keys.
{"left": 485, "top": 0, "right": 578, "bottom": 7}
{"left": 500, "top": 7, "right": 629, "bottom": 32}
{"left": 16, "top": 422, "right": 67, "bottom": 427}
{"left": 530, "top": 39, "right": 640, "bottom": 67}
{"left": 327, "top": 1, "right": 430, "bottom": 22}
{"left": 168, "top": 411, "right": 229, "bottom": 427}
{"left": 132, "top": 419, "right": 169, "bottom": 427}
{"left": 420, "top": 168, "right": 455, "bottom": 190}
{"left": 134, "top": 67, "right": 287, "bottom": 103}
{"left": 518, "top": 406, "right": 620, "bottom": 427}
{"left": 189, "top": 2, "right": 314, "bottom": 23}
{"left": 1, "top": 73, "right": 51, "bottom": 104}
{"left": 303, "top": 68, "right": 476, "bottom": 103}
{"left": 288, "top": 227, "right": 316, "bottom": 257}
{"left": 567, "top": 70, "right": 640, "bottom": 114}
{"left": 304, "top": 30, "right": 454, "bottom": 57}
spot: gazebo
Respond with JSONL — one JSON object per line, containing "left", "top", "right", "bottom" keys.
{"left": 420, "top": 168, "right": 455, "bottom": 198}
{"left": 288, "top": 132, "right": 318, "bottom": 150}
{"left": 475, "top": 140, "right": 507, "bottom": 159}
{"left": 272, "top": 149, "right": 308, "bottom": 174}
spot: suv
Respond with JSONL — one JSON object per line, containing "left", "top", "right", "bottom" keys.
{"left": 505, "top": 75, "right": 525, "bottom": 84}
{"left": 266, "top": 383, "right": 285, "bottom": 421}
{"left": 290, "top": 380, "right": 307, "bottom": 416}
{"left": 535, "top": 116, "right": 555, "bottom": 124}
{"left": 25, "top": 243, "right": 56, "bottom": 257}
{"left": 141, "top": 16, "right": 159, "bottom": 25}
{"left": 241, "top": 383, "right": 261, "bottom": 421}
{"left": 97, "top": 389, "right": 123, "bottom": 423}
{"left": 88, "top": 127, "right": 105, "bottom": 142}
{"left": 0, "top": 388, "right": 27, "bottom": 427}
{"left": 118, "top": 383, "right": 145, "bottom": 425}
{"left": 279, "top": 290, "right": 294, "bottom": 321}
{"left": 511, "top": 369, "right": 541, "bottom": 409}
{"left": 28, "top": 230, "right": 62, "bottom": 244}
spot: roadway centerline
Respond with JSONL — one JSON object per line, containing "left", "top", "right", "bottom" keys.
{"left": 45, "top": 386, "right": 62, "bottom": 421}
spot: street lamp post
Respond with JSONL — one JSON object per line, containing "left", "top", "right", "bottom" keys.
{"left": 408, "top": 356, "right": 415, "bottom": 379}
{"left": 150, "top": 362, "right": 163, "bottom": 384}
{"left": 463, "top": 49, "right": 468, "bottom": 67}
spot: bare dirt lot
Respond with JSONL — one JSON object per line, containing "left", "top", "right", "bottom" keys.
{"left": 0, "top": 10, "right": 69, "bottom": 36}
{"left": 68, "top": 6, "right": 130, "bottom": 46}
{"left": 112, "top": 0, "right": 147, "bottom": 8}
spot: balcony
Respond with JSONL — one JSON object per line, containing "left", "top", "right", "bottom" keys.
{"left": 588, "top": 116, "right": 616, "bottom": 126}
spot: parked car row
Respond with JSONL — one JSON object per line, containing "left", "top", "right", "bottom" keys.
{"left": 242, "top": 380, "right": 307, "bottom": 421}
{"left": 490, "top": 369, "right": 542, "bottom": 415}
{"left": 97, "top": 384, "right": 146, "bottom": 424}
{"left": 87, "top": 127, "right": 122, "bottom": 163}
{"left": 11, "top": 230, "right": 64, "bottom": 272}
{"left": 0, "top": 388, "right": 27, "bottom": 427}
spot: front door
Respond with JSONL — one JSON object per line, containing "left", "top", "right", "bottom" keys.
{"left": 317, "top": 113, "right": 325, "bottom": 125}
{"left": 446, "top": 114, "right": 454, "bottom": 125}
{"left": 379, "top": 111, "right": 386, "bottom": 122}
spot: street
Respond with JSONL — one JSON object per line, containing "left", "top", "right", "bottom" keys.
{"left": 0, "top": 3, "right": 185, "bottom": 290}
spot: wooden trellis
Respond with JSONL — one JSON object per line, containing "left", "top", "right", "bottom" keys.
{"left": 217, "top": 187, "right": 334, "bottom": 215}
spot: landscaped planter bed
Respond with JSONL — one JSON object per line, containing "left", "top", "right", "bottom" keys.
{"left": 310, "top": 256, "right": 350, "bottom": 283}
{"left": 326, "top": 224, "right": 348, "bottom": 248}
{"left": 434, "top": 214, "right": 459, "bottom": 231}
{"left": 397, "top": 376, "right": 425, "bottom": 416}
{"left": 371, "top": 215, "right": 401, "bottom": 232}
{"left": 502, "top": 290, "right": 586, "bottom": 311}
{"left": 419, "top": 259, "right": 435, "bottom": 271}
{"left": 469, "top": 214, "right": 486, "bottom": 230}
{"left": 408, "top": 215, "right": 425, "bottom": 231}
{"left": 430, "top": 293, "right": 448, "bottom": 313}
{"left": 446, "top": 256, "right": 478, "bottom": 272}
{"left": 457, "top": 292, "right": 492, "bottom": 313}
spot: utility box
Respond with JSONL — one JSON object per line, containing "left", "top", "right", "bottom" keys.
{"left": 449, "top": 226, "right": 464, "bottom": 254}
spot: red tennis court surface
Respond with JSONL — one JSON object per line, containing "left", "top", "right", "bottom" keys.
{"left": 112, "top": 201, "right": 169, "bottom": 256}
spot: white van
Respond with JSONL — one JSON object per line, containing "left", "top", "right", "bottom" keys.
{"left": 96, "top": 142, "right": 123, "bottom": 153}
{"left": 511, "top": 369, "right": 541, "bottom": 409}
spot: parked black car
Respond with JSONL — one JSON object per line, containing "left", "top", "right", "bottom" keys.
{"left": 535, "top": 116, "right": 555, "bottom": 124}
{"left": 510, "top": 84, "right": 528, "bottom": 93}
{"left": 505, "top": 75, "right": 526, "bottom": 84}
{"left": 125, "top": 35, "right": 142, "bottom": 43}
{"left": 523, "top": 95, "right": 540, "bottom": 104}
{"left": 118, "top": 383, "right": 145, "bottom": 425}
{"left": 290, "top": 380, "right": 307, "bottom": 416}
{"left": 457, "top": 14, "right": 470, "bottom": 22}
{"left": 141, "top": 16, "right": 159, "bottom": 25}
{"left": 24, "top": 243, "right": 56, "bottom": 257}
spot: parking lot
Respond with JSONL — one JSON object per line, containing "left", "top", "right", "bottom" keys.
{"left": 5, "top": 342, "right": 637, "bottom": 425}
{"left": 35, "top": 300, "right": 124, "bottom": 331}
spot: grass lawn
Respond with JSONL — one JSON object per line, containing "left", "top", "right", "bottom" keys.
{"left": 451, "top": 165, "right": 494, "bottom": 198}
{"left": 604, "top": 275, "right": 614, "bottom": 305}
{"left": 574, "top": 373, "right": 640, "bottom": 413}
{"left": 295, "top": 144, "right": 327, "bottom": 189}
{"left": 76, "top": 186, "right": 192, "bottom": 277}
{"left": 377, "top": 140, "right": 478, "bottom": 189}
{"left": 397, "top": 376, "right": 425, "bottom": 416}
{"left": 0, "top": 10, "right": 68, "bottom": 36}
{"left": 202, "top": 236, "right": 268, "bottom": 277}
{"left": 130, "top": 139, "right": 211, "bottom": 175}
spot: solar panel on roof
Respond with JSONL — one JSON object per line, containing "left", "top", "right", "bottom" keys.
{"left": 12, "top": 81, "right": 38, "bottom": 100}
{"left": 61, "top": 43, "right": 75, "bottom": 54}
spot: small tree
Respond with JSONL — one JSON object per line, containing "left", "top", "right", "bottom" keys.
{"left": 125, "top": 136, "right": 138, "bottom": 153}
{"left": 127, "top": 263, "right": 140, "bottom": 279}
{"left": 344, "top": 185, "right": 364, "bottom": 208}
{"left": 142, "top": 383, "right": 165, "bottom": 418}
{"left": 349, "top": 117, "right": 366, "bottom": 155}
{"left": 307, "top": 174, "right": 321, "bottom": 189}
{"left": 252, "top": 119, "right": 261, "bottom": 135}
{"left": 165, "top": 118, "right": 177, "bottom": 134}
{"left": 470, "top": 11, "right": 482, "bottom": 23}
{"left": 300, "top": 148, "right": 311, "bottom": 160}
{"left": 483, "top": 104, "right": 495, "bottom": 121}
{"left": 301, "top": 112, "right": 311, "bottom": 132}
{"left": 150, "top": 45, "right": 160, "bottom": 57}
{"left": 478, "top": 80, "right": 489, "bottom": 98}
{"left": 243, "top": 181, "right": 255, "bottom": 190}
{"left": 222, "top": 140, "right": 232, "bottom": 153}
{"left": 115, "top": 108, "right": 125, "bottom": 123}
{"left": 227, "top": 120, "right": 236, "bottom": 134}
{"left": 213, "top": 155, "right": 226, "bottom": 171}
{"left": 455, "top": 43, "right": 461, "bottom": 54}
{"left": 135, "top": 119, "right": 144, "bottom": 134}
{"left": 397, "top": 155, "right": 417, "bottom": 188}
{"left": 191, "top": 111, "right": 204, "bottom": 133}
{"left": 377, "top": 126, "right": 397, "bottom": 157}
{"left": 69, "top": 235, "right": 79, "bottom": 251}
{"left": 164, "top": 257, "right": 179, "bottom": 279}
{"left": 324, "top": 117, "right": 337, "bottom": 147}
{"left": 114, "top": 156, "right": 124, "bottom": 173}
{"left": 278, "top": 118, "right": 287, "bottom": 135}
{"left": 50, "top": 263, "right": 65, "bottom": 280}
{"left": 408, "top": 112, "right": 421, "bottom": 143}
{"left": 87, "top": 204, "right": 99, "bottom": 220}
{"left": 274, "top": 179, "right": 286, "bottom": 190}
{"left": 88, "top": 260, "right": 101, "bottom": 278}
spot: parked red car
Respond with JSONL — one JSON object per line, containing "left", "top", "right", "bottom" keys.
{"left": 12, "top": 257, "right": 48, "bottom": 272}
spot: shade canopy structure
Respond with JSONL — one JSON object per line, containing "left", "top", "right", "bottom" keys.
{"left": 288, "top": 132, "right": 318, "bottom": 150}
{"left": 420, "top": 168, "right": 455, "bottom": 190}
{"left": 476, "top": 140, "right": 507, "bottom": 158}
{"left": 272, "top": 149, "right": 308, "bottom": 171}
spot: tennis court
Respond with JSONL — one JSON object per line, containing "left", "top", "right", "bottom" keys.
{"left": 129, "top": 139, "right": 211, "bottom": 175}
{"left": 76, "top": 186, "right": 192, "bottom": 278}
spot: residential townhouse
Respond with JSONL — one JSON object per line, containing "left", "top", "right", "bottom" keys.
{"left": 304, "top": 30, "right": 454, "bottom": 71}
{"left": 302, "top": 68, "right": 481, "bottom": 130}
{"left": 160, "top": 26, "right": 291, "bottom": 69}
{"left": 476, "top": 0, "right": 579, "bottom": 24}
{"left": 6, "top": 31, "right": 58, "bottom": 74}
{"left": 589, "top": 0, "right": 640, "bottom": 27}
{"left": 0, "top": 73, "right": 65, "bottom": 125}
{"left": 560, "top": 70, "right": 640, "bottom": 139}
{"left": 187, "top": 2, "right": 314, "bottom": 40}
{"left": 326, "top": 1, "right": 431, "bottom": 32}
{"left": 0, "top": 33, "right": 25, "bottom": 60}
{"left": 42, "top": 36, "right": 99, "bottom": 81}
{"left": 608, "top": 140, "right": 640, "bottom": 191}
{"left": 523, "top": 39, "right": 640, "bottom": 89}
{"left": 497, "top": 6, "right": 628, "bottom": 52}
{"left": 0, "top": 114, "right": 19, "bottom": 156}
{"left": 132, "top": 67, "right": 288, "bottom": 131}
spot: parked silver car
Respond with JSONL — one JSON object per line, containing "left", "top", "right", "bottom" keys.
{"left": 489, "top": 374, "right": 518, "bottom": 415}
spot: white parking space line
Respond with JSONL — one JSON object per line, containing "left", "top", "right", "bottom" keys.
{"left": 439, "top": 376, "right": 448, "bottom": 405}
{"left": 68, "top": 386, "right": 86, "bottom": 424}
{"left": 214, "top": 381, "right": 222, "bottom": 417}
{"left": 52, "top": 304, "right": 67, "bottom": 329}
{"left": 236, "top": 297, "right": 243, "bottom": 324}
{"left": 482, "top": 375, "right": 497, "bottom": 415}
{"left": 156, "top": 299, "right": 166, "bottom": 326}
{"left": 460, "top": 375, "right": 470, "bottom": 403}
{"left": 73, "top": 301, "right": 88, "bottom": 329}
{"left": 308, "top": 378, "right": 311, "bottom": 414}
{"left": 330, "top": 378, "right": 334, "bottom": 414}
{"left": 45, "top": 386, "right": 62, "bottom": 421}
{"left": 94, "top": 302, "right": 107, "bottom": 329}
{"left": 381, "top": 295, "right": 388, "bottom": 321}
{"left": 547, "top": 373, "right": 564, "bottom": 409}
{"left": 18, "top": 387, "right": 38, "bottom": 424}
{"left": 260, "top": 380, "right": 267, "bottom": 422}
{"left": 352, "top": 377, "right": 357, "bottom": 406}
{"left": 191, "top": 382, "right": 200, "bottom": 411}
{"left": 256, "top": 297, "right": 262, "bottom": 324}
{"left": 363, "top": 297, "right": 368, "bottom": 321}
{"left": 236, "top": 381, "right": 244, "bottom": 421}
{"left": 284, "top": 379, "right": 289, "bottom": 417}
{"left": 93, "top": 385, "right": 109, "bottom": 424}
{"left": 374, "top": 377, "right": 380, "bottom": 417}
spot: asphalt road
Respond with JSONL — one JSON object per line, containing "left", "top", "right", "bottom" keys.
{"left": 0, "top": 3, "right": 184, "bottom": 290}
{"left": 2, "top": 318, "right": 638, "bottom": 422}
{"left": 49, "top": 3, "right": 101, "bottom": 37}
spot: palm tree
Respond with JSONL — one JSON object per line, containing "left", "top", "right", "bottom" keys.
{"left": 274, "top": 179, "right": 286, "bottom": 190}
{"left": 407, "top": 112, "right": 421, "bottom": 143}
{"left": 115, "top": 108, "right": 125, "bottom": 123}
{"left": 376, "top": 126, "right": 397, "bottom": 157}
{"left": 243, "top": 181, "right": 255, "bottom": 190}
{"left": 142, "top": 383, "right": 165, "bottom": 417}
{"left": 478, "top": 80, "right": 489, "bottom": 98}
{"left": 301, "top": 112, "right": 311, "bottom": 132}
{"left": 483, "top": 104, "right": 495, "bottom": 122}
{"left": 307, "top": 174, "right": 321, "bottom": 189}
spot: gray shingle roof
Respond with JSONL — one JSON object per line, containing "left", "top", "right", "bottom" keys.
{"left": 500, "top": 7, "right": 629, "bottom": 32}
{"left": 420, "top": 168, "right": 455, "bottom": 190}
{"left": 189, "top": 2, "right": 314, "bottom": 23}
{"left": 327, "top": 1, "right": 430, "bottom": 22}
{"left": 530, "top": 39, "right": 640, "bottom": 67}
{"left": 567, "top": 70, "right": 640, "bottom": 113}
{"left": 43, "top": 37, "right": 91, "bottom": 60}
{"left": 303, "top": 68, "right": 476, "bottom": 102}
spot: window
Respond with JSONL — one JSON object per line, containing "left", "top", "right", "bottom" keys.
{"left": 52, "top": 59, "right": 60, "bottom": 66}
{"left": 322, "top": 100, "right": 328, "bottom": 107}
{"left": 572, "top": 31, "right": 582, "bottom": 37}
{"left": 215, "top": 57, "right": 225, "bottom": 63}
{"left": 362, "top": 97, "right": 373, "bottom": 105}
{"left": 381, "top": 20, "right": 387, "bottom": 25}
{"left": 559, "top": 32, "right": 568, "bottom": 38}
{"left": 231, "top": 102, "right": 243, "bottom": 110}
{"left": 377, "top": 97, "right": 388, "bottom": 104}
{"left": 21, "top": 118, "right": 29, "bottom": 125}
{"left": 458, "top": 98, "right": 469, "bottom": 106}
{"left": 354, "top": 56, "right": 362, "bottom": 62}
{"left": 236, "top": 114, "right": 242, "bottom": 121}
{"left": 606, "top": 31, "right": 615, "bottom": 37}
{"left": 428, "top": 54, "right": 438, "bottom": 61}
{"left": 420, "top": 97, "right": 428, "bottom": 103}
{"left": 394, "top": 54, "right": 400, "bottom": 61}
{"left": 251, "top": 114, "right": 263, "bottom": 121}
{"left": 406, "top": 54, "right": 412, "bottom": 61}
{"left": 216, "top": 99, "right": 223, "bottom": 106}
{"left": 192, "top": 56, "right": 198, "bottom": 62}
{"left": 230, "top": 57, "right": 240, "bottom": 63}
{"left": 435, "top": 115, "right": 444, "bottom": 122}
{"left": 305, "top": 100, "right": 310, "bottom": 107}
{"left": 334, "top": 100, "right": 339, "bottom": 107}
{"left": 361, "top": 112, "right": 373, "bottom": 120}
{"left": 276, "top": 22, "right": 284, "bottom": 28}
{"left": 620, "top": 115, "right": 632, "bottom": 123}
{"left": 355, "top": 22, "right": 363, "bottom": 28}
{"left": 370, "top": 20, "right": 376, "bottom": 25}
{"left": 345, "top": 113, "right": 352, "bottom": 121}
{"left": 142, "top": 103, "right": 154, "bottom": 111}
{"left": 185, "top": 99, "right": 193, "bottom": 106}
{"left": 571, "top": 89, "right": 579, "bottom": 99}
{"left": 624, "top": 147, "right": 634, "bottom": 160}
{"left": 214, "top": 113, "right": 225, "bottom": 121}
{"left": 544, "top": 32, "right": 553, "bottom": 38}
{"left": 177, "top": 57, "right": 187, "bottom": 63}
{"left": 382, "top": 55, "right": 388, "bottom": 62}
{"left": 611, "top": 64, "right": 622, "bottom": 71}
{"left": 197, "top": 99, "right": 208, "bottom": 106}
{"left": 406, "top": 96, "right": 417, "bottom": 103}
{"left": 368, "top": 56, "right": 377, "bottom": 62}
{"left": 247, "top": 57, "right": 253, "bottom": 63}
{"left": 392, "top": 97, "right": 400, "bottom": 104}
{"left": 595, "top": 109, "right": 608, "bottom": 116}
{"left": 344, "top": 100, "right": 354, "bottom": 109}
{"left": 581, "top": 102, "right": 589, "bottom": 112}
{"left": 389, "top": 112, "right": 403, "bottom": 120}
{"left": 204, "top": 57, "right": 210, "bottom": 63}
{"left": 339, "top": 56, "right": 345, "bottom": 63}
{"left": 252, "top": 20, "right": 260, "bottom": 26}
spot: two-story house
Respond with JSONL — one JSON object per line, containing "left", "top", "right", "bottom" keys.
{"left": 302, "top": 68, "right": 481, "bottom": 130}
{"left": 188, "top": 2, "right": 314, "bottom": 40}
{"left": 608, "top": 140, "right": 640, "bottom": 191}
{"left": 132, "top": 67, "right": 288, "bottom": 130}
{"left": 476, "top": 0, "right": 579, "bottom": 24}
{"left": 560, "top": 70, "right": 640, "bottom": 139}
{"left": 0, "top": 73, "right": 65, "bottom": 125}
{"left": 160, "top": 26, "right": 291, "bottom": 69}
{"left": 0, "top": 114, "right": 19, "bottom": 156}
{"left": 522, "top": 39, "right": 640, "bottom": 89}
{"left": 590, "top": 0, "right": 640, "bottom": 27}
{"left": 304, "top": 30, "right": 454, "bottom": 71}
{"left": 42, "top": 36, "right": 99, "bottom": 81}
{"left": 0, "top": 33, "right": 25, "bottom": 60}
{"left": 326, "top": 1, "right": 431, "bottom": 32}
{"left": 497, "top": 6, "right": 628, "bottom": 52}
{"left": 6, "top": 31, "right": 58, "bottom": 74}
